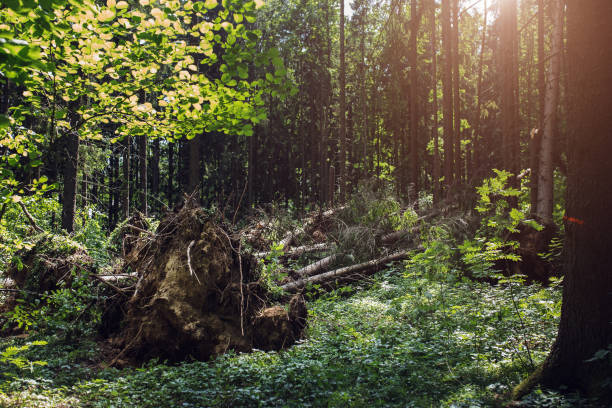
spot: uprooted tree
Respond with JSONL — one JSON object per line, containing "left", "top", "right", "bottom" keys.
{"left": 105, "top": 201, "right": 307, "bottom": 363}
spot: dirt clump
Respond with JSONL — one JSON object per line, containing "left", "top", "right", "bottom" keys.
{"left": 108, "top": 202, "right": 306, "bottom": 363}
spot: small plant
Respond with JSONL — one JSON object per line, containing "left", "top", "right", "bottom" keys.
{"left": 0, "top": 341, "right": 47, "bottom": 386}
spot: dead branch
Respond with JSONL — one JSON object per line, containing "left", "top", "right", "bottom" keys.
{"left": 280, "top": 251, "right": 410, "bottom": 292}
{"left": 187, "top": 240, "right": 201, "bottom": 285}
{"left": 18, "top": 202, "right": 43, "bottom": 233}
{"left": 90, "top": 274, "right": 129, "bottom": 296}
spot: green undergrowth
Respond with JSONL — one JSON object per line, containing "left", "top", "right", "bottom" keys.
{"left": 0, "top": 263, "right": 563, "bottom": 407}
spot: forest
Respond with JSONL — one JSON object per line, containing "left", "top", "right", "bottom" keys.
{"left": 0, "top": 0, "right": 610, "bottom": 406}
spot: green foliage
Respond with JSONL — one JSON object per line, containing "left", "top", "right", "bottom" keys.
{"left": 0, "top": 261, "right": 562, "bottom": 407}
{"left": 258, "top": 241, "right": 287, "bottom": 297}
{"left": 8, "top": 268, "right": 102, "bottom": 340}
{"left": 0, "top": 340, "right": 48, "bottom": 388}
{"left": 344, "top": 183, "right": 417, "bottom": 233}
{"left": 474, "top": 169, "right": 529, "bottom": 236}
{"left": 459, "top": 170, "right": 541, "bottom": 279}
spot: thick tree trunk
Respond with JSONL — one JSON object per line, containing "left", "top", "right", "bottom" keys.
{"left": 535, "top": 0, "right": 563, "bottom": 226}
{"left": 61, "top": 132, "right": 79, "bottom": 232}
{"left": 516, "top": 1, "right": 612, "bottom": 402}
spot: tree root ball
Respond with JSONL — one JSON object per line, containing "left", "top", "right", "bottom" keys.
{"left": 110, "top": 203, "right": 306, "bottom": 363}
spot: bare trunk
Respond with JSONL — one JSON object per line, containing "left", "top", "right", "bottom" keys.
{"left": 410, "top": 0, "right": 420, "bottom": 202}
{"left": 535, "top": 0, "right": 563, "bottom": 225}
{"left": 61, "top": 133, "right": 79, "bottom": 232}
{"left": 138, "top": 135, "right": 147, "bottom": 216}
{"left": 431, "top": 0, "right": 440, "bottom": 204}
{"left": 441, "top": 0, "right": 454, "bottom": 192}
{"left": 338, "top": 0, "right": 347, "bottom": 203}
{"left": 122, "top": 136, "right": 131, "bottom": 219}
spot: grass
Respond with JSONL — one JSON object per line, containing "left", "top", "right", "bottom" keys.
{"left": 0, "top": 262, "right": 563, "bottom": 407}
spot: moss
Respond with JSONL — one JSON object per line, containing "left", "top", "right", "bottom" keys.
{"left": 512, "top": 363, "right": 544, "bottom": 401}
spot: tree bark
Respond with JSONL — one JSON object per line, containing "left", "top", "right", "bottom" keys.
{"left": 516, "top": 1, "right": 612, "bottom": 401}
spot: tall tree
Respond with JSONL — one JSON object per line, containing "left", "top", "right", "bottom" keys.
{"left": 338, "top": 0, "right": 347, "bottom": 202}
{"left": 451, "top": 0, "right": 461, "bottom": 183}
{"left": 60, "top": 132, "right": 78, "bottom": 232}
{"left": 138, "top": 134, "right": 147, "bottom": 216}
{"left": 441, "top": 0, "right": 454, "bottom": 191}
{"left": 430, "top": 0, "right": 440, "bottom": 204}
{"left": 500, "top": 0, "right": 520, "bottom": 176}
{"left": 535, "top": 0, "right": 563, "bottom": 225}
{"left": 516, "top": 0, "right": 612, "bottom": 402}
{"left": 409, "top": 0, "right": 421, "bottom": 201}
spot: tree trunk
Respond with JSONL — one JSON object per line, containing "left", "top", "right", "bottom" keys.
{"left": 451, "top": 0, "right": 461, "bottom": 183}
{"left": 410, "top": 0, "right": 420, "bottom": 202}
{"left": 121, "top": 136, "right": 131, "bottom": 219}
{"left": 500, "top": 0, "right": 519, "bottom": 176}
{"left": 138, "top": 135, "right": 147, "bottom": 216}
{"left": 338, "top": 0, "right": 347, "bottom": 203}
{"left": 531, "top": 0, "right": 546, "bottom": 215}
{"left": 167, "top": 141, "right": 175, "bottom": 206}
{"left": 472, "top": 0, "right": 487, "bottom": 183}
{"left": 61, "top": 132, "right": 79, "bottom": 232}
{"left": 151, "top": 137, "right": 160, "bottom": 211}
{"left": 441, "top": 0, "right": 454, "bottom": 192}
{"left": 188, "top": 135, "right": 200, "bottom": 198}
{"left": 431, "top": 0, "right": 440, "bottom": 204}
{"left": 535, "top": 0, "right": 563, "bottom": 226}
{"left": 516, "top": 1, "right": 612, "bottom": 402}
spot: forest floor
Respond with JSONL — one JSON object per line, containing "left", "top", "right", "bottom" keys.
{"left": 0, "top": 262, "right": 567, "bottom": 407}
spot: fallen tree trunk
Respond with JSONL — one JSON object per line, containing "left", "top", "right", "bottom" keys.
{"left": 296, "top": 253, "right": 350, "bottom": 278}
{"left": 281, "top": 251, "right": 409, "bottom": 292}
{"left": 254, "top": 243, "right": 330, "bottom": 261}
{"left": 278, "top": 206, "right": 347, "bottom": 249}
